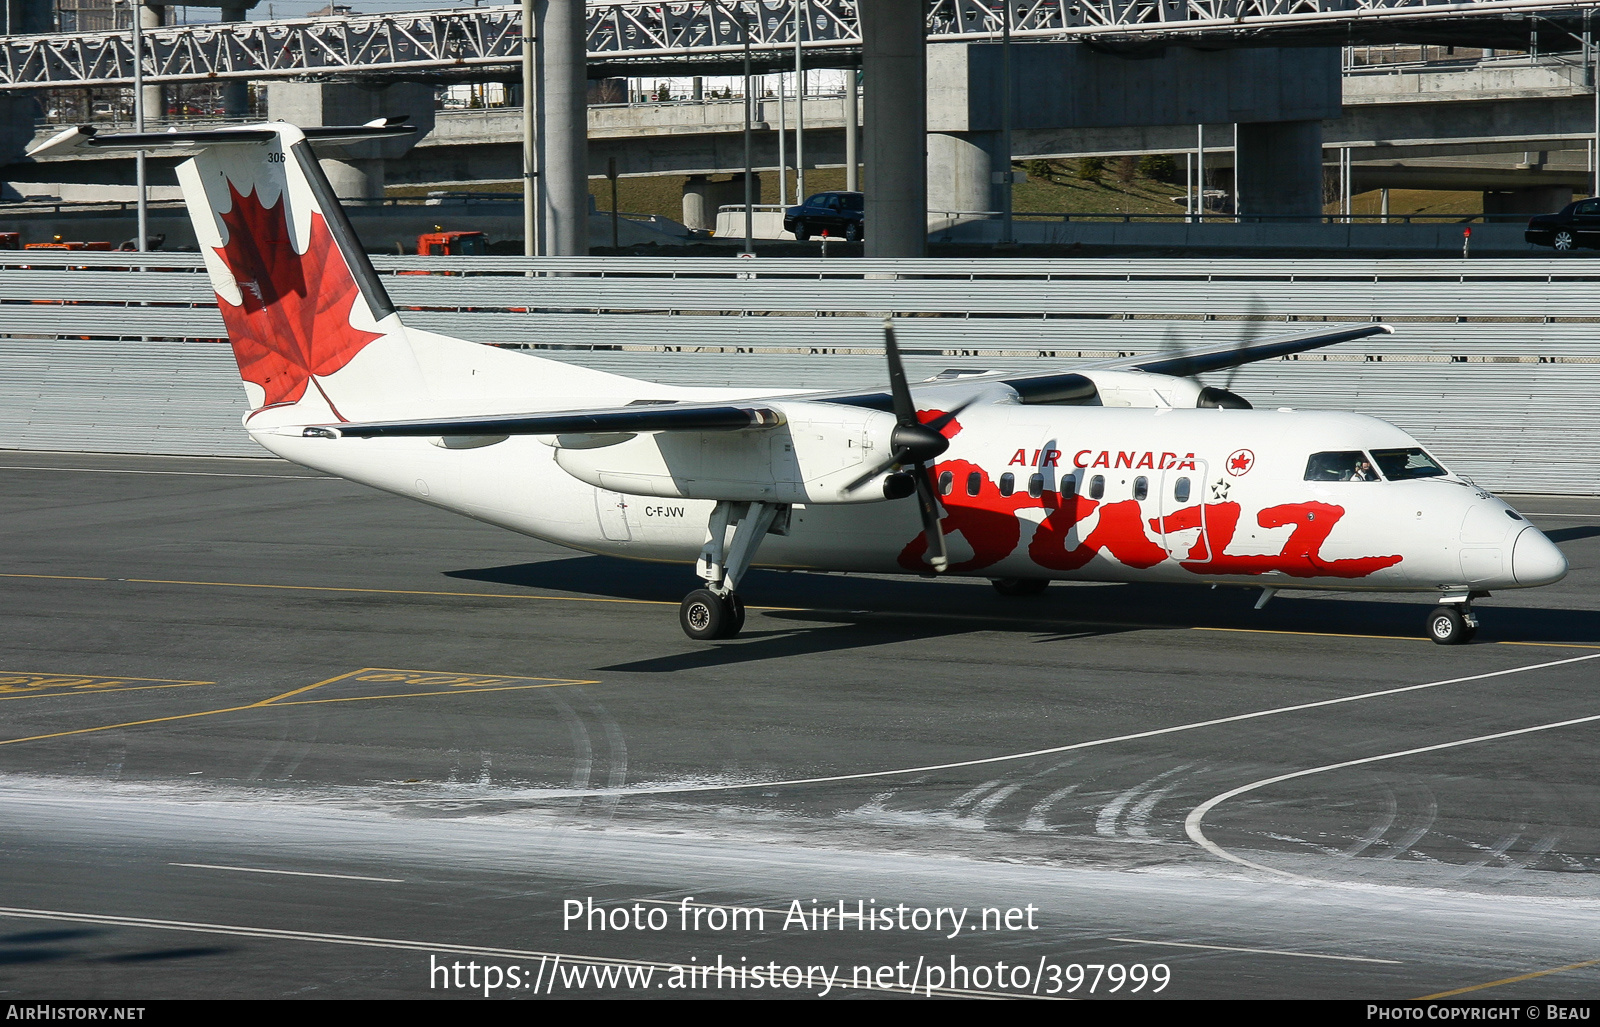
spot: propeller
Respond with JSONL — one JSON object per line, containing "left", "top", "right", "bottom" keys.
{"left": 1157, "top": 300, "right": 1260, "bottom": 409}
{"left": 843, "top": 319, "right": 978, "bottom": 573}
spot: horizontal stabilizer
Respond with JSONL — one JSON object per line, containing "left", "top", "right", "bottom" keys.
{"left": 310, "top": 403, "right": 786, "bottom": 440}
{"left": 26, "top": 119, "right": 414, "bottom": 159}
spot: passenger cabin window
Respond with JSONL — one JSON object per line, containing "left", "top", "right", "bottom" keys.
{"left": 1371, "top": 447, "right": 1448, "bottom": 480}
{"left": 999, "top": 472, "right": 1015, "bottom": 497}
{"left": 1061, "top": 477, "right": 1076, "bottom": 497}
{"left": 1133, "top": 476, "right": 1148, "bottom": 501}
{"left": 1028, "top": 474, "right": 1043, "bottom": 498}
{"left": 1304, "top": 451, "right": 1380, "bottom": 482}
{"left": 1089, "top": 475, "right": 1105, "bottom": 500}
{"left": 938, "top": 470, "right": 953, "bottom": 495}
{"left": 1174, "top": 477, "right": 1190, "bottom": 503}
{"left": 966, "top": 471, "right": 982, "bottom": 497}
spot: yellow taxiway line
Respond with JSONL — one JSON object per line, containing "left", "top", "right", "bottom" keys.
{"left": 1419, "top": 958, "right": 1600, "bottom": 999}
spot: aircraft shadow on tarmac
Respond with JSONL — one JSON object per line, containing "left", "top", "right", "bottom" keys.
{"left": 0, "top": 928, "right": 232, "bottom": 968}
{"left": 1546, "top": 525, "right": 1600, "bottom": 544}
{"left": 447, "top": 555, "right": 1600, "bottom": 668}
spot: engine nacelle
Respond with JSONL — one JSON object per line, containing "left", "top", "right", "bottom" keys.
{"left": 1076, "top": 370, "right": 1250, "bottom": 410}
{"left": 548, "top": 401, "right": 899, "bottom": 504}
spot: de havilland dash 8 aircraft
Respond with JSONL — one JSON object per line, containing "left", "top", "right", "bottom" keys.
{"left": 29, "top": 120, "right": 1568, "bottom": 644}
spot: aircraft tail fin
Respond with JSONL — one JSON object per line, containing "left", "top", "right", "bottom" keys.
{"left": 31, "top": 121, "right": 432, "bottom": 423}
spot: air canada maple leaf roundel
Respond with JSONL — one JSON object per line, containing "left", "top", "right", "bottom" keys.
{"left": 212, "top": 183, "right": 382, "bottom": 411}
{"left": 1225, "top": 449, "right": 1256, "bottom": 476}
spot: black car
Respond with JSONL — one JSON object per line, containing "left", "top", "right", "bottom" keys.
{"left": 1526, "top": 198, "right": 1600, "bottom": 251}
{"left": 784, "top": 191, "right": 864, "bottom": 242}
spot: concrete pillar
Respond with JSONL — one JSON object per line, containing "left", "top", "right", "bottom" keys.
{"left": 682, "top": 175, "right": 755, "bottom": 232}
{"left": 140, "top": 4, "right": 165, "bottom": 122}
{"left": 219, "top": 4, "right": 251, "bottom": 118}
{"left": 927, "top": 131, "right": 998, "bottom": 216}
{"left": 844, "top": 70, "right": 859, "bottom": 192}
{"left": 1234, "top": 120, "right": 1324, "bottom": 221}
{"left": 541, "top": 0, "right": 589, "bottom": 256}
{"left": 861, "top": 0, "right": 926, "bottom": 258}
{"left": 682, "top": 174, "right": 712, "bottom": 231}
{"left": 266, "top": 80, "right": 435, "bottom": 199}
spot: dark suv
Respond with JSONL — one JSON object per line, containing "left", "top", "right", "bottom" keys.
{"left": 1526, "top": 198, "right": 1600, "bottom": 251}
{"left": 784, "top": 191, "right": 864, "bottom": 241}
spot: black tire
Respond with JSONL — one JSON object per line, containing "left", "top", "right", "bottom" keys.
{"left": 1553, "top": 229, "right": 1576, "bottom": 252}
{"left": 845, "top": 223, "right": 860, "bottom": 242}
{"left": 729, "top": 593, "right": 746, "bottom": 634}
{"left": 681, "top": 588, "right": 739, "bottom": 640}
{"left": 794, "top": 226, "right": 811, "bottom": 242}
{"left": 992, "top": 578, "right": 1050, "bottom": 597}
{"left": 1427, "top": 605, "right": 1476, "bottom": 645}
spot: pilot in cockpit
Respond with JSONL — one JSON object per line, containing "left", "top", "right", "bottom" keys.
{"left": 1349, "top": 458, "right": 1379, "bottom": 482}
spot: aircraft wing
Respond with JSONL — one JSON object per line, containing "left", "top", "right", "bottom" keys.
{"left": 1095, "top": 323, "right": 1393, "bottom": 377}
{"left": 307, "top": 323, "right": 1390, "bottom": 438}
{"left": 307, "top": 401, "right": 784, "bottom": 439}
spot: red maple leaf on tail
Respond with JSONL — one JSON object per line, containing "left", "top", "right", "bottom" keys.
{"left": 212, "top": 183, "right": 381, "bottom": 412}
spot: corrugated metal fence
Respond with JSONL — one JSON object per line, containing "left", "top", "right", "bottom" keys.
{"left": 1, "top": 253, "right": 1596, "bottom": 493}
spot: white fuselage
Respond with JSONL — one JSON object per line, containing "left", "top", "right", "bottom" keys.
{"left": 253, "top": 403, "right": 1565, "bottom": 596}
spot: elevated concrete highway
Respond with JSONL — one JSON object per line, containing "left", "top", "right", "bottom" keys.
{"left": 18, "top": 52, "right": 1591, "bottom": 213}
{"left": 3, "top": 0, "right": 1600, "bottom": 89}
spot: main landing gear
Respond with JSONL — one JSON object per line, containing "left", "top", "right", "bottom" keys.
{"left": 1427, "top": 594, "right": 1481, "bottom": 645}
{"left": 680, "top": 500, "right": 788, "bottom": 641}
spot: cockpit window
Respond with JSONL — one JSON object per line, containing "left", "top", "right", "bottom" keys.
{"left": 1371, "top": 447, "right": 1448, "bottom": 480}
{"left": 1304, "top": 451, "right": 1379, "bottom": 482}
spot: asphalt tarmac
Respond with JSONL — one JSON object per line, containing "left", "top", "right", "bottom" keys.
{"left": 1, "top": 450, "right": 1597, "bottom": 1001}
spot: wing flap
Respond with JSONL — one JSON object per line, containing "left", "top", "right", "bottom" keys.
{"left": 306, "top": 403, "right": 785, "bottom": 440}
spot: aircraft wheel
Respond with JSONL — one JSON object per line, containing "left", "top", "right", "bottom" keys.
{"left": 681, "top": 589, "right": 740, "bottom": 640}
{"left": 1553, "top": 229, "right": 1576, "bottom": 252}
{"left": 1427, "top": 605, "right": 1476, "bottom": 645}
{"left": 992, "top": 578, "right": 1050, "bottom": 597}
{"left": 729, "top": 593, "right": 746, "bottom": 634}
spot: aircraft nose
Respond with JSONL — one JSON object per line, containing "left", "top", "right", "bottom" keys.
{"left": 1512, "top": 526, "right": 1568, "bottom": 586}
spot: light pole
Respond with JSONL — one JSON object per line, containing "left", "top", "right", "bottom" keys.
{"left": 794, "top": 0, "right": 805, "bottom": 202}
{"left": 999, "top": 0, "right": 1014, "bottom": 246}
{"left": 129, "top": 0, "right": 147, "bottom": 252}
{"left": 521, "top": 0, "right": 539, "bottom": 259}
{"left": 742, "top": 9, "right": 754, "bottom": 254}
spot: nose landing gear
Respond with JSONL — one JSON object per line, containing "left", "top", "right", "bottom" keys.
{"left": 681, "top": 500, "right": 787, "bottom": 640}
{"left": 1428, "top": 594, "right": 1481, "bottom": 645}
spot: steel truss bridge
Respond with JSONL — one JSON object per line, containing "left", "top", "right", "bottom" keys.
{"left": 2, "top": 0, "right": 1597, "bottom": 91}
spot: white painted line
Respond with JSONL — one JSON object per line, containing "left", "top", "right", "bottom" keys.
{"left": 0, "top": 905, "right": 1029, "bottom": 999}
{"left": 1185, "top": 709, "right": 1600, "bottom": 880}
{"left": 171, "top": 862, "right": 403, "bottom": 883}
{"left": 1, "top": 466, "right": 327, "bottom": 479}
{"left": 397, "top": 651, "right": 1600, "bottom": 802}
{"left": 1107, "top": 937, "right": 1402, "bottom": 964}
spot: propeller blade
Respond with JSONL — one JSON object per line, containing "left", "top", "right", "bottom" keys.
{"left": 882, "top": 318, "right": 918, "bottom": 428}
{"left": 913, "top": 464, "right": 949, "bottom": 573}
{"left": 922, "top": 394, "right": 981, "bottom": 435}
{"left": 844, "top": 447, "right": 912, "bottom": 493}
{"left": 1224, "top": 295, "right": 1269, "bottom": 391}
